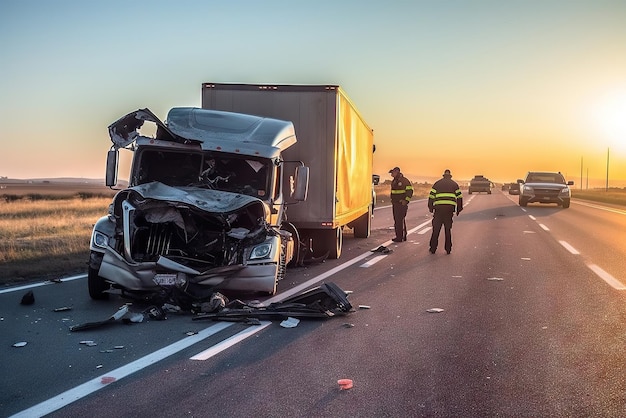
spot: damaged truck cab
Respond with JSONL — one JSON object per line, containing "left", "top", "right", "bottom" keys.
{"left": 89, "top": 107, "right": 309, "bottom": 300}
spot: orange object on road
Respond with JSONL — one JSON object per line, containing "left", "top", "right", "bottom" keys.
{"left": 337, "top": 379, "right": 353, "bottom": 390}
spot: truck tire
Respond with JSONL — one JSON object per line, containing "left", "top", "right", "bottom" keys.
{"left": 327, "top": 227, "right": 343, "bottom": 259}
{"left": 88, "top": 251, "right": 109, "bottom": 300}
{"left": 562, "top": 199, "right": 570, "bottom": 208}
{"left": 519, "top": 197, "right": 528, "bottom": 207}
{"left": 353, "top": 206, "right": 372, "bottom": 238}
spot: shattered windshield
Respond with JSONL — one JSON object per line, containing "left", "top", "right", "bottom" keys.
{"left": 133, "top": 149, "right": 271, "bottom": 198}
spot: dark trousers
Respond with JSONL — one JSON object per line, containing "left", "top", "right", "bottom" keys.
{"left": 429, "top": 206, "right": 454, "bottom": 252}
{"left": 392, "top": 202, "right": 407, "bottom": 240}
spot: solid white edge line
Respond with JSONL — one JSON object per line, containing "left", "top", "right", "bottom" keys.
{"left": 559, "top": 240, "right": 580, "bottom": 255}
{"left": 190, "top": 321, "right": 272, "bottom": 360}
{"left": 588, "top": 264, "right": 626, "bottom": 290}
{"left": 574, "top": 200, "right": 626, "bottom": 215}
{"left": 0, "top": 274, "right": 87, "bottom": 294}
{"left": 10, "top": 322, "right": 233, "bottom": 418}
{"left": 528, "top": 215, "right": 536, "bottom": 220}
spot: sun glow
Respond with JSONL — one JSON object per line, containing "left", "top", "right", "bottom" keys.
{"left": 592, "top": 87, "right": 626, "bottom": 152}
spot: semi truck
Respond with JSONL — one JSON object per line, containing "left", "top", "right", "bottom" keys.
{"left": 87, "top": 84, "right": 374, "bottom": 301}
{"left": 201, "top": 83, "right": 375, "bottom": 260}
{"left": 468, "top": 175, "right": 492, "bottom": 194}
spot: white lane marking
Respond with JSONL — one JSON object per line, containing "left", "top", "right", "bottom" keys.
{"left": 10, "top": 322, "right": 233, "bottom": 418}
{"left": 190, "top": 321, "right": 272, "bottom": 360}
{"left": 418, "top": 226, "right": 432, "bottom": 234}
{"left": 360, "top": 255, "right": 387, "bottom": 267}
{"left": 574, "top": 200, "right": 626, "bottom": 215}
{"left": 539, "top": 223, "right": 550, "bottom": 231}
{"left": 528, "top": 215, "right": 536, "bottom": 220}
{"left": 559, "top": 241, "right": 580, "bottom": 255}
{"left": 588, "top": 264, "right": 626, "bottom": 290}
{"left": 0, "top": 274, "right": 86, "bottom": 294}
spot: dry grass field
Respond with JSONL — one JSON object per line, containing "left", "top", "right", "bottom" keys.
{"left": 0, "top": 182, "right": 117, "bottom": 285}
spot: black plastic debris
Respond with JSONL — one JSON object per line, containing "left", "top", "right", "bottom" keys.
{"left": 371, "top": 245, "right": 392, "bottom": 254}
{"left": 69, "top": 305, "right": 142, "bottom": 332}
{"left": 20, "top": 290, "right": 35, "bottom": 305}
{"left": 192, "top": 282, "right": 353, "bottom": 322}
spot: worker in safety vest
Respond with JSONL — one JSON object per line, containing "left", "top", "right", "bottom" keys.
{"left": 389, "top": 167, "right": 414, "bottom": 242}
{"left": 428, "top": 169, "right": 463, "bottom": 254}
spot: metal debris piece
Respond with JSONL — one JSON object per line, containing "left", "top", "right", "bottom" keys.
{"left": 186, "top": 331, "right": 198, "bottom": 336}
{"left": 280, "top": 317, "right": 300, "bottom": 328}
{"left": 70, "top": 305, "right": 134, "bottom": 332}
{"left": 13, "top": 341, "right": 28, "bottom": 348}
{"left": 114, "top": 346, "right": 125, "bottom": 349}
{"left": 80, "top": 340, "right": 95, "bottom": 345}
{"left": 427, "top": 308, "right": 445, "bottom": 313}
{"left": 486, "top": 277, "right": 504, "bottom": 281}
{"left": 521, "top": 257, "right": 531, "bottom": 261}
{"left": 53, "top": 306, "right": 72, "bottom": 312}
{"left": 96, "top": 365, "right": 103, "bottom": 369}
{"left": 358, "top": 305, "right": 371, "bottom": 309}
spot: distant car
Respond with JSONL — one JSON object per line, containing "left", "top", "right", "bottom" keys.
{"left": 518, "top": 171, "right": 573, "bottom": 208}
{"left": 508, "top": 182, "right": 520, "bottom": 195}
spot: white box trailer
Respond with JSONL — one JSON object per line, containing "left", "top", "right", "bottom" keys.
{"left": 202, "top": 83, "right": 374, "bottom": 259}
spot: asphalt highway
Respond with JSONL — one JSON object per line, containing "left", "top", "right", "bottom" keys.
{"left": 1, "top": 191, "right": 625, "bottom": 417}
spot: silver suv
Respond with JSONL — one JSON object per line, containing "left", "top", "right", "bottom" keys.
{"left": 517, "top": 171, "right": 574, "bottom": 208}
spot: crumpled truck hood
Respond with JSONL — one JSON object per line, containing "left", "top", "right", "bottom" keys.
{"left": 124, "top": 181, "right": 267, "bottom": 216}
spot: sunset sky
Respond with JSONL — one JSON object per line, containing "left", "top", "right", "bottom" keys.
{"left": 2, "top": 0, "right": 625, "bottom": 187}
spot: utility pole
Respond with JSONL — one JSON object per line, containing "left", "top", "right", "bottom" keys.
{"left": 580, "top": 156, "right": 583, "bottom": 190}
{"left": 605, "top": 147, "right": 610, "bottom": 192}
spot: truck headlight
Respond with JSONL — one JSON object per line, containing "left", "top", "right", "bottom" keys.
{"left": 250, "top": 243, "right": 272, "bottom": 260}
{"left": 560, "top": 187, "right": 570, "bottom": 196}
{"left": 523, "top": 186, "right": 534, "bottom": 193}
{"left": 93, "top": 231, "right": 109, "bottom": 249}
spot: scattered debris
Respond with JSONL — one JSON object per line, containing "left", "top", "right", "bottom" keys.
{"left": 427, "top": 308, "right": 445, "bottom": 313}
{"left": 96, "top": 365, "right": 103, "bottom": 369}
{"left": 280, "top": 317, "right": 300, "bottom": 328}
{"left": 371, "top": 245, "right": 392, "bottom": 254}
{"left": 358, "top": 305, "right": 371, "bottom": 310}
{"left": 193, "top": 282, "right": 352, "bottom": 322}
{"left": 53, "top": 306, "right": 72, "bottom": 312}
{"left": 20, "top": 290, "right": 34, "bottom": 305}
{"left": 101, "top": 376, "right": 116, "bottom": 384}
{"left": 79, "top": 340, "right": 98, "bottom": 347}
{"left": 486, "top": 277, "right": 504, "bottom": 281}
{"left": 338, "top": 379, "right": 353, "bottom": 390}
{"left": 343, "top": 323, "right": 355, "bottom": 328}
{"left": 13, "top": 341, "right": 28, "bottom": 348}
{"left": 521, "top": 257, "right": 531, "bottom": 261}
{"left": 70, "top": 305, "right": 137, "bottom": 332}
{"left": 48, "top": 278, "right": 62, "bottom": 284}
{"left": 185, "top": 331, "right": 198, "bottom": 336}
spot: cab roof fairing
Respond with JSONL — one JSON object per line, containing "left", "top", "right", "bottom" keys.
{"left": 108, "top": 108, "right": 298, "bottom": 160}
{"left": 166, "top": 107, "right": 297, "bottom": 159}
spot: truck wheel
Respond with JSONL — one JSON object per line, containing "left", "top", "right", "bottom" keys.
{"left": 353, "top": 206, "right": 372, "bottom": 238}
{"left": 327, "top": 227, "right": 343, "bottom": 259}
{"left": 88, "top": 266, "right": 110, "bottom": 300}
{"left": 88, "top": 251, "right": 109, "bottom": 300}
{"left": 519, "top": 198, "right": 528, "bottom": 207}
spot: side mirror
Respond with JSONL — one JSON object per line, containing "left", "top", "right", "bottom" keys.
{"left": 567, "top": 181, "right": 574, "bottom": 186}
{"left": 106, "top": 149, "right": 119, "bottom": 187}
{"left": 292, "top": 165, "right": 309, "bottom": 201}
{"left": 517, "top": 179, "right": 524, "bottom": 184}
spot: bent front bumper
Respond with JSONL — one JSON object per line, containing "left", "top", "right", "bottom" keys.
{"left": 98, "top": 248, "right": 279, "bottom": 295}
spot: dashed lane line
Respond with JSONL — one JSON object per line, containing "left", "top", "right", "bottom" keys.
{"left": 588, "top": 264, "right": 626, "bottom": 290}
